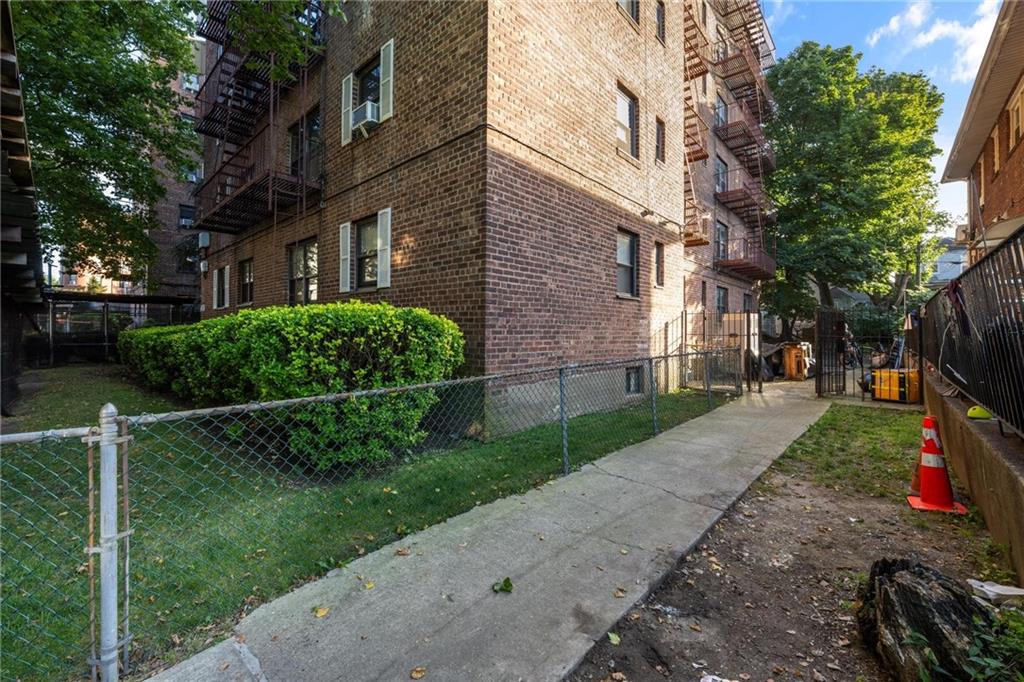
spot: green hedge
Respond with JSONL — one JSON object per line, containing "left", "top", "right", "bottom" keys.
{"left": 119, "top": 302, "right": 465, "bottom": 468}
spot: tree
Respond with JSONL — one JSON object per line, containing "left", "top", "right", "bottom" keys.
{"left": 763, "top": 43, "right": 945, "bottom": 335}
{"left": 14, "top": 1, "right": 201, "bottom": 282}
{"left": 14, "top": 1, "right": 340, "bottom": 284}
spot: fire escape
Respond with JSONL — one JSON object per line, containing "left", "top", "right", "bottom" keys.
{"left": 682, "top": 0, "right": 712, "bottom": 246}
{"left": 193, "top": 0, "right": 326, "bottom": 234}
{"left": 709, "top": 0, "right": 776, "bottom": 280}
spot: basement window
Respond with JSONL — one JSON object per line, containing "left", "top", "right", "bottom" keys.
{"left": 625, "top": 366, "right": 644, "bottom": 395}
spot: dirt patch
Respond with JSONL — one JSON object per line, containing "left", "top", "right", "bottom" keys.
{"left": 568, "top": 469, "right": 1000, "bottom": 682}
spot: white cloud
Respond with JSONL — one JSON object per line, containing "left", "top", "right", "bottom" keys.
{"left": 866, "top": 0, "right": 932, "bottom": 48}
{"left": 910, "top": 0, "right": 999, "bottom": 83}
{"left": 766, "top": 0, "right": 795, "bottom": 32}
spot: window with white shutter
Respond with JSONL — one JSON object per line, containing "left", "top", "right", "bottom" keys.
{"left": 377, "top": 208, "right": 391, "bottom": 288}
{"left": 341, "top": 73, "right": 353, "bottom": 146}
{"left": 380, "top": 39, "right": 394, "bottom": 121}
{"left": 339, "top": 222, "right": 352, "bottom": 292}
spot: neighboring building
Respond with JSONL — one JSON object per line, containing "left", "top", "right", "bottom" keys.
{"left": 55, "top": 39, "right": 205, "bottom": 299}
{"left": 680, "top": 0, "right": 776, "bottom": 347}
{"left": 1, "top": 0, "right": 44, "bottom": 411}
{"left": 193, "top": 0, "right": 775, "bottom": 373}
{"left": 942, "top": 0, "right": 1024, "bottom": 265}
{"left": 927, "top": 237, "right": 969, "bottom": 289}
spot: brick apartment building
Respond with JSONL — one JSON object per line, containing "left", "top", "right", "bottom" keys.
{"left": 194, "top": 0, "right": 775, "bottom": 373}
{"left": 943, "top": 0, "right": 1023, "bottom": 264}
{"left": 59, "top": 40, "right": 205, "bottom": 299}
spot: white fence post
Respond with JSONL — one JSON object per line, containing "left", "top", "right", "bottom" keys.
{"left": 98, "top": 403, "right": 119, "bottom": 682}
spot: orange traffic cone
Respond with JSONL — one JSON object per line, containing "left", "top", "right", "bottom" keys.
{"left": 909, "top": 416, "right": 941, "bottom": 494}
{"left": 907, "top": 415, "right": 967, "bottom": 514}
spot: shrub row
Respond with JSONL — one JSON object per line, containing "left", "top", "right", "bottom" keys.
{"left": 119, "top": 302, "right": 465, "bottom": 468}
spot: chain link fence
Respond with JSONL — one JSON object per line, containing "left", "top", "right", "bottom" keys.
{"left": 0, "top": 349, "right": 742, "bottom": 681}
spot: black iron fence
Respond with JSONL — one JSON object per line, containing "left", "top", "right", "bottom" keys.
{"left": 27, "top": 292, "right": 198, "bottom": 366}
{"left": 921, "top": 225, "right": 1024, "bottom": 436}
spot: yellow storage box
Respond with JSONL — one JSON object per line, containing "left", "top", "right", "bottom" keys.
{"left": 873, "top": 369, "right": 920, "bottom": 403}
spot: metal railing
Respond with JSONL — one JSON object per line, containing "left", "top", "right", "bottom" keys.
{"left": 921, "top": 225, "right": 1024, "bottom": 436}
{"left": 0, "top": 349, "right": 742, "bottom": 681}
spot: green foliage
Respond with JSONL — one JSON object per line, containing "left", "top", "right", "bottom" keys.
{"left": 764, "top": 42, "right": 946, "bottom": 318}
{"left": 225, "top": 0, "right": 344, "bottom": 82}
{"left": 13, "top": 1, "right": 202, "bottom": 281}
{"left": 119, "top": 302, "right": 465, "bottom": 469}
{"left": 963, "top": 611, "right": 1024, "bottom": 681}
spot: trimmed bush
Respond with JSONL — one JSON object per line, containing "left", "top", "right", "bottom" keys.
{"left": 119, "top": 302, "right": 465, "bottom": 468}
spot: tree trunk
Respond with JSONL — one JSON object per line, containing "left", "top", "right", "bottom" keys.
{"left": 814, "top": 276, "right": 834, "bottom": 308}
{"left": 781, "top": 316, "right": 794, "bottom": 341}
{"left": 857, "top": 559, "right": 992, "bottom": 682}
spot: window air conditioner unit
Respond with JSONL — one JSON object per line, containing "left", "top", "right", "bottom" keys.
{"left": 352, "top": 101, "right": 380, "bottom": 137}
{"left": 199, "top": 260, "right": 209, "bottom": 273}
{"left": 198, "top": 232, "right": 211, "bottom": 249}
{"left": 179, "top": 217, "right": 194, "bottom": 228}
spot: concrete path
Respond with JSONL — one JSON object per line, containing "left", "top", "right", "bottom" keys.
{"left": 149, "top": 382, "right": 827, "bottom": 682}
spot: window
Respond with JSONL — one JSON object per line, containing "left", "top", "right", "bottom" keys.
{"left": 700, "top": 280, "right": 707, "bottom": 308}
{"left": 625, "top": 366, "right": 644, "bottom": 394}
{"left": 702, "top": 73, "right": 707, "bottom": 95}
{"left": 618, "top": 0, "right": 640, "bottom": 23}
{"left": 1012, "top": 102, "right": 1022, "bottom": 147}
{"left": 743, "top": 292, "right": 753, "bottom": 312}
{"left": 655, "top": 1, "right": 666, "bottom": 42}
{"left": 355, "top": 215, "right": 379, "bottom": 288}
{"left": 178, "top": 205, "right": 195, "bottom": 229}
{"left": 341, "top": 40, "right": 394, "bottom": 146}
{"left": 340, "top": 209, "right": 392, "bottom": 292}
{"left": 68, "top": 273, "right": 77, "bottom": 286}
{"left": 992, "top": 128, "right": 1000, "bottom": 174}
{"left": 185, "top": 160, "right": 203, "bottom": 184}
{"left": 654, "top": 241, "right": 665, "bottom": 286}
{"left": 356, "top": 56, "right": 381, "bottom": 106}
{"left": 238, "top": 259, "right": 254, "bottom": 305}
{"left": 288, "top": 239, "right": 318, "bottom": 305}
{"left": 181, "top": 72, "right": 199, "bottom": 93}
{"left": 715, "top": 156, "right": 728, "bottom": 193}
{"left": 616, "top": 230, "right": 638, "bottom": 297}
{"left": 655, "top": 118, "right": 666, "bottom": 162}
{"left": 715, "top": 94, "right": 728, "bottom": 127}
{"left": 288, "top": 106, "right": 322, "bottom": 177}
{"left": 715, "top": 221, "right": 729, "bottom": 259}
{"left": 716, "top": 286, "right": 729, "bottom": 314}
{"left": 213, "top": 266, "right": 229, "bottom": 309}
{"left": 175, "top": 235, "right": 199, "bottom": 273}
{"left": 616, "top": 85, "right": 639, "bottom": 158}
{"left": 701, "top": 1, "right": 707, "bottom": 27}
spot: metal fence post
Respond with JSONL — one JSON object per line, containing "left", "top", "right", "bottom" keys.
{"left": 648, "top": 357, "right": 659, "bottom": 435}
{"left": 559, "top": 367, "right": 569, "bottom": 475}
{"left": 757, "top": 311, "right": 763, "bottom": 394}
{"left": 735, "top": 347, "right": 743, "bottom": 394}
{"left": 704, "top": 351, "right": 712, "bottom": 410}
{"left": 98, "top": 403, "right": 120, "bottom": 682}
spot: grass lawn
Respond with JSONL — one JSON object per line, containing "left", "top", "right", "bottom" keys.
{"left": 1, "top": 364, "right": 184, "bottom": 434}
{"left": 774, "top": 403, "right": 1016, "bottom": 584}
{"left": 1, "top": 363, "right": 730, "bottom": 681}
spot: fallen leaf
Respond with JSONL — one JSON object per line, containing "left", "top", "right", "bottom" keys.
{"left": 218, "top": 661, "right": 230, "bottom": 671}
{"left": 611, "top": 673, "right": 627, "bottom": 681}
{"left": 235, "top": 634, "right": 246, "bottom": 644}
{"left": 689, "top": 623, "right": 702, "bottom": 632}
{"left": 410, "top": 666, "right": 427, "bottom": 679}
{"left": 627, "top": 612, "right": 641, "bottom": 622}
{"left": 613, "top": 587, "right": 627, "bottom": 598}
{"left": 395, "top": 547, "right": 411, "bottom": 556}
{"left": 364, "top": 582, "right": 375, "bottom": 590}
{"left": 619, "top": 549, "right": 629, "bottom": 555}
{"left": 492, "top": 577, "right": 514, "bottom": 593}
{"left": 312, "top": 606, "right": 331, "bottom": 618}
{"left": 608, "top": 632, "right": 621, "bottom": 646}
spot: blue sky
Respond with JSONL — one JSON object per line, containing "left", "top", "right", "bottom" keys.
{"left": 765, "top": 0, "right": 1001, "bottom": 231}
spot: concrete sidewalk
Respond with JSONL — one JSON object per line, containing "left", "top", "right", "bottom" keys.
{"left": 150, "top": 382, "right": 827, "bottom": 682}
